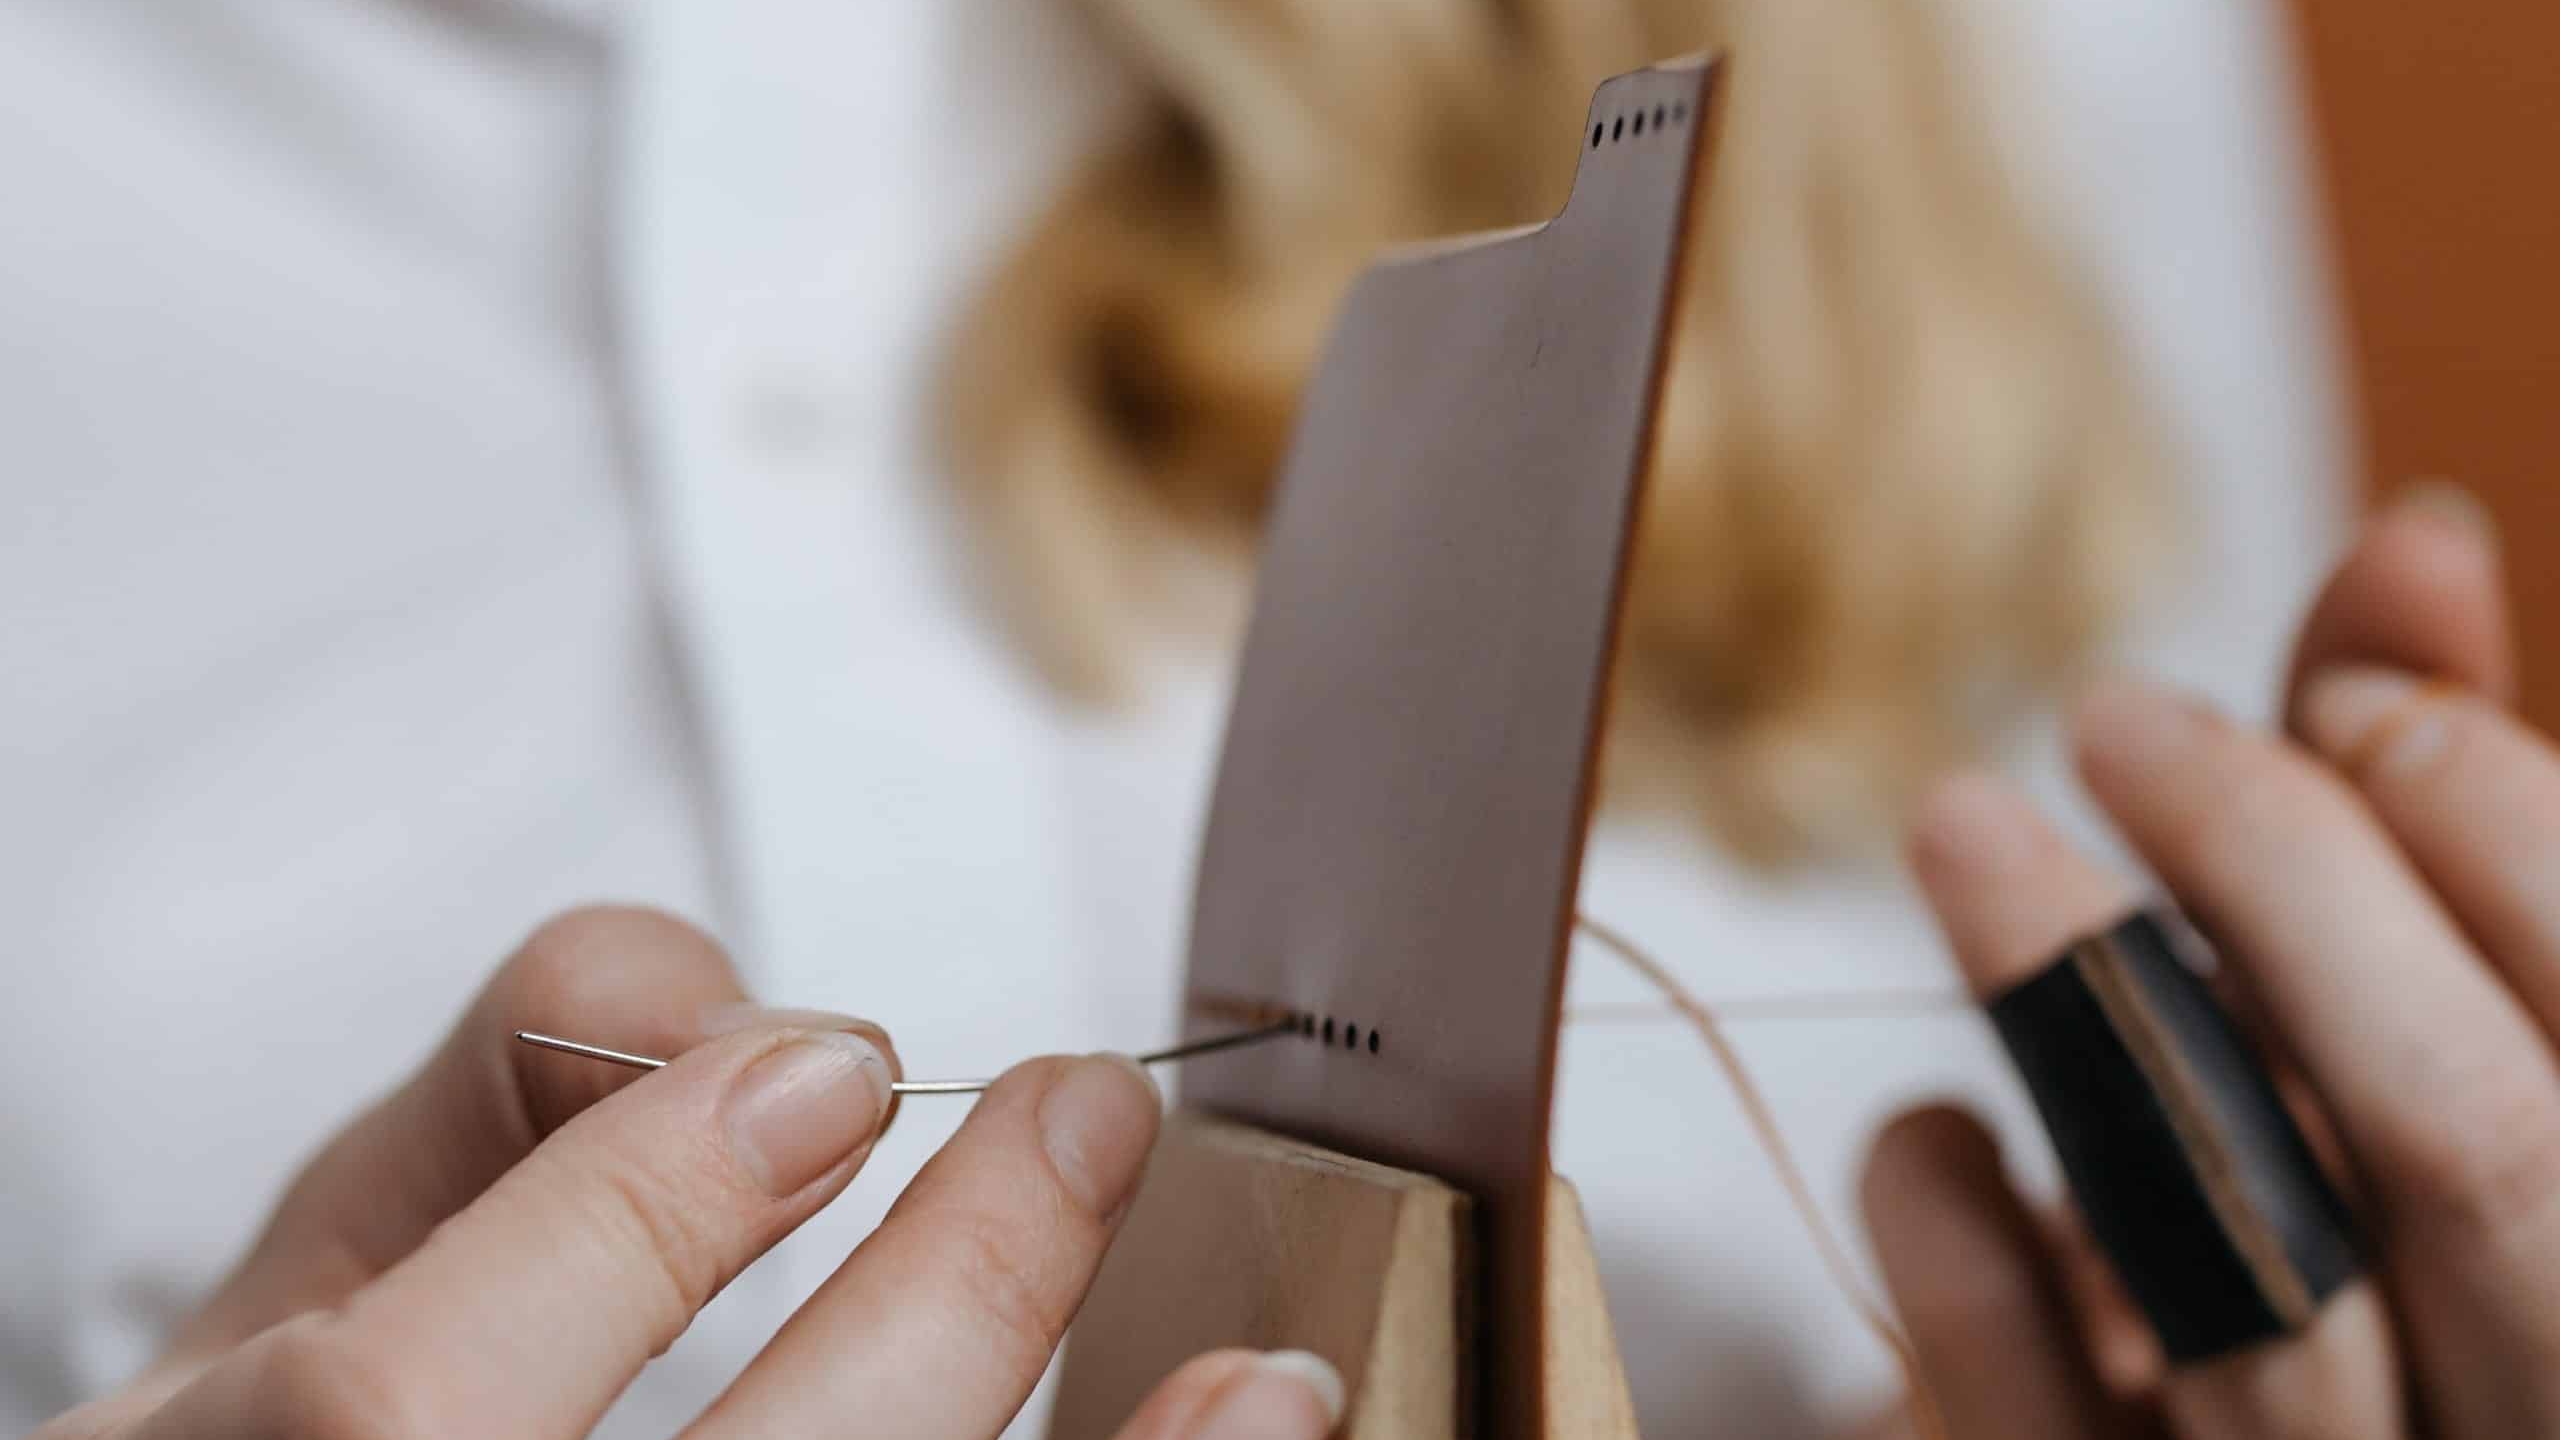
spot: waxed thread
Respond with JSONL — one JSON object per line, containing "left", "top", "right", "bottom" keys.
{"left": 1572, "top": 912, "right": 1952, "bottom": 1440}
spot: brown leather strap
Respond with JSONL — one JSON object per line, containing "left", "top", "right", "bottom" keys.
{"left": 1175, "top": 57, "right": 1724, "bottom": 1436}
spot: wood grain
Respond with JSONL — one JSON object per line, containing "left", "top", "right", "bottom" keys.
{"left": 1050, "top": 1111, "right": 1638, "bottom": 1440}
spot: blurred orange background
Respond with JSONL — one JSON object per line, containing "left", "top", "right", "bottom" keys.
{"left": 2288, "top": 0, "right": 2560, "bottom": 724}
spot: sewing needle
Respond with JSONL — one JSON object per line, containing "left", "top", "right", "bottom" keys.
{"left": 515, "top": 1019, "right": 1296, "bottom": 1096}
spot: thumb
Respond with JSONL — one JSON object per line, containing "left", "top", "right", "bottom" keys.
{"left": 148, "top": 908, "right": 770, "bottom": 1382}
{"left": 129, "top": 1021, "right": 900, "bottom": 1440}
{"left": 1109, "top": 1349, "right": 1346, "bottom": 1440}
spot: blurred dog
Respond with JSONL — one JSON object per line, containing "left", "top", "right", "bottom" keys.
{"left": 939, "top": 0, "right": 2175, "bottom": 862}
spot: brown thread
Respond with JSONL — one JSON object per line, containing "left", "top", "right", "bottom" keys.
{"left": 1573, "top": 913, "right": 1949, "bottom": 1440}
{"left": 1568, "top": 991, "right": 1968, "bottom": 1024}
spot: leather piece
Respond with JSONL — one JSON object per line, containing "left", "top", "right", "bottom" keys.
{"left": 1174, "top": 58, "right": 1722, "bottom": 1437}
{"left": 1989, "top": 909, "right": 2363, "bottom": 1363}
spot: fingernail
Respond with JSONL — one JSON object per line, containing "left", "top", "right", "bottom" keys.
{"left": 2391, "top": 478, "right": 2498, "bottom": 551}
{"left": 724, "top": 1031, "right": 893, "bottom": 1197}
{"left": 1039, "top": 1054, "right": 1163, "bottom": 1219}
{"left": 1191, "top": 1352, "right": 1347, "bottom": 1438}
{"left": 699, "top": 1001, "right": 887, "bottom": 1047}
{"left": 2301, "top": 665, "right": 2446, "bottom": 776}
{"left": 2072, "top": 677, "right": 2217, "bottom": 782}
{"left": 1254, "top": 1353, "right": 1346, "bottom": 1425}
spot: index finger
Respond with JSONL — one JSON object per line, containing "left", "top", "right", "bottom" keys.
{"left": 155, "top": 906, "right": 755, "bottom": 1377}
{"left": 140, "top": 1022, "right": 900, "bottom": 1440}
{"left": 686, "top": 1053, "right": 1163, "bottom": 1440}
{"left": 1907, "top": 772, "right": 2403, "bottom": 1436}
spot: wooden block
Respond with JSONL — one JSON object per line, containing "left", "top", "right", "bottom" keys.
{"left": 1538, "top": 1175, "right": 1642, "bottom": 1440}
{"left": 1049, "top": 1111, "right": 1638, "bottom": 1439}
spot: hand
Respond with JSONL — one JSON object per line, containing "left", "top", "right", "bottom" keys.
{"left": 1865, "top": 487, "right": 2560, "bottom": 1437}
{"left": 37, "top": 908, "right": 1344, "bottom": 1440}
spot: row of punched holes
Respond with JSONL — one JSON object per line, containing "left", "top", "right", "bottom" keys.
{"left": 1281, "top": 1009, "right": 1381, "bottom": 1055}
{"left": 1592, "top": 99, "right": 1691, "bottom": 149}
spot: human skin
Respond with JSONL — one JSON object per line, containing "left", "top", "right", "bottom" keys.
{"left": 1864, "top": 487, "right": 2560, "bottom": 1437}
{"left": 34, "top": 907, "right": 1341, "bottom": 1440}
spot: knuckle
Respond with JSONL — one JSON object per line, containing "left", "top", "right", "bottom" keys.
{"left": 2388, "top": 1064, "right": 2560, "bottom": 1242}
{"left": 2174, "top": 736, "right": 2359, "bottom": 881}
{"left": 2359, "top": 685, "right": 2487, "bottom": 786}
{"left": 2136, "top": 738, "right": 2271, "bottom": 872}
{"left": 250, "top": 1313, "right": 437, "bottom": 1440}
{"left": 493, "top": 905, "right": 740, "bottom": 1134}
{"left": 561, "top": 1151, "right": 729, "bottom": 1336}
{"left": 2400, "top": 691, "right": 2477, "bottom": 780}
{"left": 503, "top": 904, "right": 731, "bottom": 1025}
{"left": 944, "top": 1209, "right": 1071, "bottom": 1381}
{"left": 2209, "top": 738, "right": 2319, "bottom": 836}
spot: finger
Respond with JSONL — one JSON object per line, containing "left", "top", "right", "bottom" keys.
{"left": 1835, "top": 1406, "right": 1922, "bottom": 1440}
{"left": 2298, "top": 668, "right": 2560, "bottom": 1038}
{"left": 2041, "top": 1205, "right": 2166, "bottom": 1399}
{"left": 1109, "top": 1349, "right": 1346, "bottom": 1440}
{"left": 1906, "top": 772, "right": 2142, "bottom": 996}
{"left": 2073, "top": 681, "right": 2560, "bottom": 1232}
{"left": 1909, "top": 774, "right": 2404, "bottom": 1437}
{"left": 687, "top": 1053, "right": 1163, "bottom": 1439}
{"left": 155, "top": 906, "right": 765, "bottom": 1374}
{"left": 2281, "top": 482, "right": 2513, "bottom": 722}
{"left": 137, "top": 1022, "right": 899, "bottom": 1440}
{"left": 2157, "top": 1286, "right": 2403, "bottom": 1440}
{"left": 1860, "top": 1106, "right": 2152, "bottom": 1440}
{"left": 2077, "top": 682, "right": 2560, "bottom": 1429}
{"left": 29, "top": 1393, "right": 160, "bottom": 1440}
{"left": 2278, "top": 477, "right": 2559, "bottom": 1040}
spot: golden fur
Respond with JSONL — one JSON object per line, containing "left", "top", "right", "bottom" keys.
{"left": 939, "top": 0, "right": 2177, "bottom": 862}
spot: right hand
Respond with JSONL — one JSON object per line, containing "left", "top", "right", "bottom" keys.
{"left": 1863, "top": 489, "right": 2560, "bottom": 1437}
{"left": 37, "top": 906, "right": 1343, "bottom": 1440}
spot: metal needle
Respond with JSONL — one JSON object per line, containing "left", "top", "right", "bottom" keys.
{"left": 515, "top": 1019, "right": 1296, "bottom": 1096}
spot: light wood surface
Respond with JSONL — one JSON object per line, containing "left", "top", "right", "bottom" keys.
{"left": 1050, "top": 1111, "right": 1639, "bottom": 1439}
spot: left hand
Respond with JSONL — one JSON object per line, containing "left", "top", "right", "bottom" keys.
{"left": 35, "top": 908, "right": 1342, "bottom": 1440}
